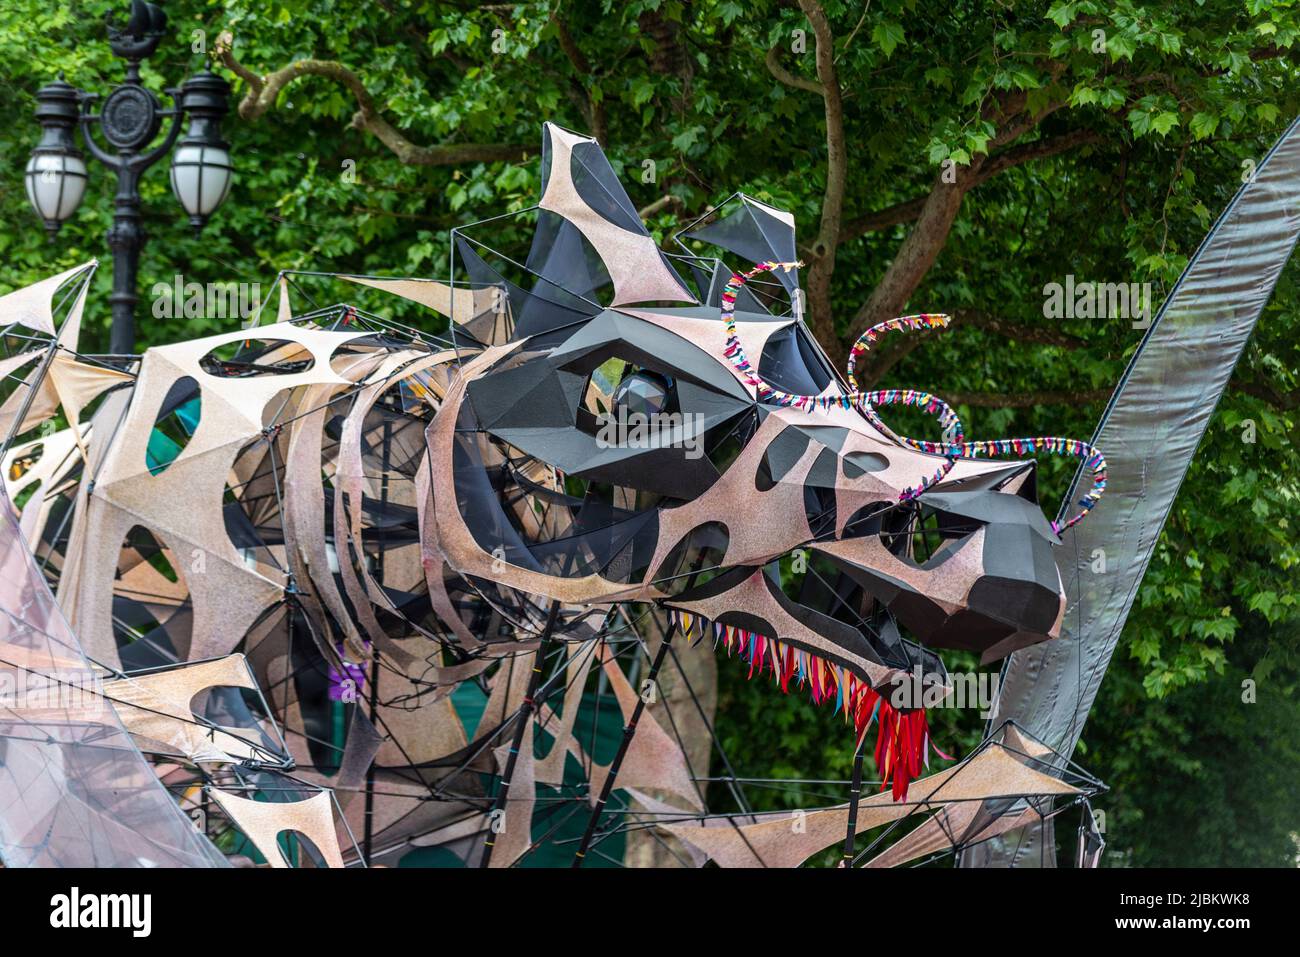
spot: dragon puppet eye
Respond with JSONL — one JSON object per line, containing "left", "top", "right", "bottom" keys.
{"left": 612, "top": 370, "right": 673, "bottom": 416}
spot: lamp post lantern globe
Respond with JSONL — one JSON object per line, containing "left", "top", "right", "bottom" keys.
{"left": 27, "top": 77, "right": 88, "bottom": 239}
{"left": 27, "top": 1, "right": 233, "bottom": 354}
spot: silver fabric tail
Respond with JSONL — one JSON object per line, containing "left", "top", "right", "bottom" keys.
{"left": 965, "top": 115, "right": 1300, "bottom": 867}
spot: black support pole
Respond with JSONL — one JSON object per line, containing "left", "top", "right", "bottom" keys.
{"left": 572, "top": 618, "right": 679, "bottom": 867}
{"left": 2, "top": 341, "right": 59, "bottom": 452}
{"left": 841, "top": 740, "right": 867, "bottom": 867}
{"left": 361, "top": 414, "right": 391, "bottom": 865}
{"left": 480, "top": 598, "right": 561, "bottom": 868}
{"left": 106, "top": 162, "right": 143, "bottom": 355}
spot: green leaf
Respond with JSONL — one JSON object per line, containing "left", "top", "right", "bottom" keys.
{"left": 717, "top": 1, "right": 743, "bottom": 25}
{"left": 1190, "top": 111, "right": 1219, "bottom": 139}
{"left": 1046, "top": 2, "right": 1076, "bottom": 28}
{"left": 1070, "top": 83, "right": 1101, "bottom": 107}
{"left": 1151, "top": 111, "right": 1181, "bottom": 136}
{"left": 671, "top": 126, "right": 700, "bottom": 152}
{"left": 871, "top": 20, "right": 905, "bottom": 58}
{"left": 629, "top": 77, "right": 655, "bottom": 107}
{"left": 924, "top": 66, "right": 952, "bottom": 89}
{"left": 1107, "top": 33, "right": 1137, "bottom": 61}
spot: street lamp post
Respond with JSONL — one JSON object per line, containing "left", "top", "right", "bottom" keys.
{"left": 26, "top": 0, "right": 233, "bottom": 354}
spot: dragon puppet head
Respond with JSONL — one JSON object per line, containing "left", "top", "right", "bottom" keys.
{"left": 417, "top": 123, "right": 1105, "bottom": 798}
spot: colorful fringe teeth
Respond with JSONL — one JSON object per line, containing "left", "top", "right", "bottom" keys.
{"left": 720, "top": 261, "right": 1107, "bottom": 533}
{"left": 670, "top": 608, "right": 944, "bottom": 800}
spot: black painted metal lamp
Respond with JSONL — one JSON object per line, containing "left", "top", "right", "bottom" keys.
{"left": 26, "top": 0, "right": 233, "bottom": 353}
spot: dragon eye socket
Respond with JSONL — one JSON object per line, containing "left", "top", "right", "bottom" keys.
{"left": 613, "top": 370, "right": 673, "bottom": 416}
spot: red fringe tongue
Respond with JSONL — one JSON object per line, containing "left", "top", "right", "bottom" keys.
{"left": 670, "top": 609, "right": 934, "bottom": 801}
{"left": 871, "top": 702, "right": 930, "bottom": 801}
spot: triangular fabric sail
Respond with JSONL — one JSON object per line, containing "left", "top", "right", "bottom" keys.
{"left": 277, "top": 275, "right": 293, "bottom": 323}
{"left": 0, "top": 261, "right": 96, "bottom": 337}
{"left": 537, "top": 122, "right": 695, "bottom": 308}
{"left": 54, "top": 267, "right": 92, "bottom": 351}
{"left": 526, "top": 209, "right": 612, "bottom": 302}
{"left": 684, "top": 195, "right": 801, "bottom": 297}
{"left": 338, "top": 273, "right": 512, "bottom": 345}
{"left": 454, "top": 234, "right": 597, "bottom": 346}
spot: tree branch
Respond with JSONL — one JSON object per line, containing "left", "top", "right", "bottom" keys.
{"left": 765, "top": 43, "right": 825, "bottom": 95}
{"left": 979, "top": 127, "right": 1102, "bottom": 182}
{"left": 638, "top": 7, "right": 694, "bottom": 81}
{"left": 1234, "top": 378, "right": 1300, "bottom": 411}
{"left": 952, "top": 309, "right": 1089, "bottom": 350}
{"left": 793, "top": 0, "right": 848, "bottom": 353}
{"left": 839, "top": 128, "right": 1102, "bottom": 243}
{"left": 638, "top": 194, "right": 684, "bottom": 219}
{"left": 551, "top": 7, "right": 607, "bottom": 143}
{"left": 839, "top": 196, "right": 928, "bottom": 242}
{"left": 213, "top": 32, "right": 529, "bottom": 166}
{"left": 854, "top": 333, "right": 931, "bottom": 386}
{"left": 846, "top": 87, "right": 1069, "bottom": 370}
{"left": 852, "top": 308, "right": 1089, "bottom": 388}
{"left": 942, "top": 388, "right": 1111, "bottom": 408}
